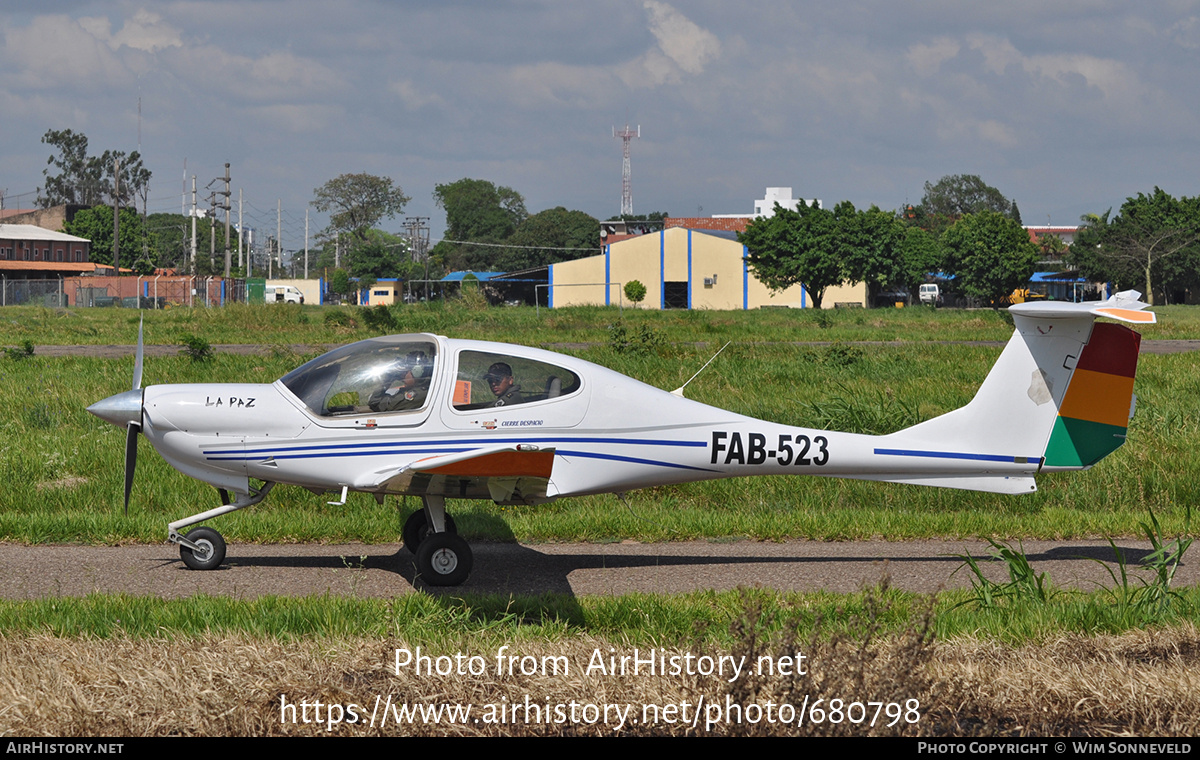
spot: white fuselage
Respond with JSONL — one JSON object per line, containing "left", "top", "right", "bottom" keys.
{"left": 136, "top": 335, "right": 1042, "bottom": 502}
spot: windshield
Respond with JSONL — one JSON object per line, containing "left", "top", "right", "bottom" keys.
{"left": 280, "top": 336, "right": 438, "bottom": 417}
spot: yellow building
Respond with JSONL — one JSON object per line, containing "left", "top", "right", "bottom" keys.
{"left": 549, "top": 227, "right": 865, "bottom": 309}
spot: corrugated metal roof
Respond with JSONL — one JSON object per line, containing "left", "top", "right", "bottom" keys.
{"left": 0, "top": 224, "right": 89, "bottom": 243}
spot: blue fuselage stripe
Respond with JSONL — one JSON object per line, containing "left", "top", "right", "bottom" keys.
{"left": 204, "top": 435, "right": 707, "bottom": 458}
{"left": 874, "top": 448, "right": 1043, "bottom": 465}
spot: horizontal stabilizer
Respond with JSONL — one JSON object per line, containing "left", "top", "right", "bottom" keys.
{"left": 1010, "top": 290, "right": 1156, "bottom": 324}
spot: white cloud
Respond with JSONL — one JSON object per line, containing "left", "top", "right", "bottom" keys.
{"left": 907, "top": 37, "right": 960, "bottom": 77}
{"left": 2, "top": 15, "right": 130, "bottom": 88}
{"left": 643, "top": 0, "right": 721, "bottom": 75}
{"left": 967, "top": 34, "right": 1137, "bottom": 99}
{"left": 80, "top": 10, "right": 182, "bottom": 53}
{"left": 389, "top": 79, "right": 445, "bottom": 110}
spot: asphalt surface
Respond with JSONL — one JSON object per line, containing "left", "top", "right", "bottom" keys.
{"left": 1, "top": 538, "right": 1193, "bottom": 599}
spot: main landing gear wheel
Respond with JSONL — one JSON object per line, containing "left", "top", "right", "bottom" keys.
{"left": 415, "top": 532, "right": 472, "bottom": 586}
{"left": 180, "top": 526, "right": 226, "bottom": 571}
{"left": 402, "top": 510, "right": 457, "bottom": 554}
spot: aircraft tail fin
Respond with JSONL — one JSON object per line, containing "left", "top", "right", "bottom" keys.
{"left": 876, "top": 290, "right": 1153, "bottom": 489}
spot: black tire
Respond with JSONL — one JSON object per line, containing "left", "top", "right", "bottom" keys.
{"left": 180, "top": 526, "right": 226, "bottom": 571}
{"left": 402, "top": 510, "right": 457, "bottom": 554}
{"left": 415, "top": 532, "right": 472, "bottom": 586}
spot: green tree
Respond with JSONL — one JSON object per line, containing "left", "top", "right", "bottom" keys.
{"left": 431, "top": 178, "right": 527, "bottom": 271}
{"left": 738, "top": 201, "right": 842, "bottom": 309}
{"left": 330, "top": 269, "right": 352, "bottom": 300}
{"left": 500, "top": 206, "right": 599, "bottom": 271}
{"left": 347, "top": 229, "right": 409, "bottom": 280}
{"left": 941, "top": 211, "right": 1038, "bottom": 304}
{"left": 313, "top": 173, "right": 410, "bottom": 244}
{"left": 895, "top": 226, "right": 945, "bottom": 298}
{"left": 911, "top": 174, "right": 1020, "bottom": 236}
{"left": 63, "top": 205, "right": 148, "bottom": 271}
{"left": 38, "top": 129, "right": 151, "bottom": 208}
{"left": 1070, "top": 188, "right": 1200, "bottom": 305}
{"left": 833, "top": 202, "right": 909, "bottom": 299}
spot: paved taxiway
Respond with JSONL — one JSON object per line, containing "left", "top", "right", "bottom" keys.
{"left": 2, "top": 539, "right": 1194, "bottom": 598}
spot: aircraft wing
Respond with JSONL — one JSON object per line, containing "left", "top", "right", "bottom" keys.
{"left": 365, "top": 444, "right": 557, "bottom": 505}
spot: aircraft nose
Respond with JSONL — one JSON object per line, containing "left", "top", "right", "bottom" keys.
{"left": 87, "top": 389, "right": 144, "bottom": 429}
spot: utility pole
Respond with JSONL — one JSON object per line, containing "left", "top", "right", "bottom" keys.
{"left": 208, "top": 191, "right": 216, "bottom": 271}
{"left": 276, "top": 199, "right": 281, "bottom": 279}
{"left": 304, "top": 208, "right": 309, "bottom": 279}
{"left": 112, "top": 157, "right": 121, "bottom": 270}
{"left": 190, "top": 176, "right": 197, "bottom": 270}
{"left": 238, "top": 189, "right": 243, "bottom": 271}
{"left": 405, "top": 216, "right": 430, "bottom": 302}
{"left": 221, "top": 163, "right": 232, "bottom": 278}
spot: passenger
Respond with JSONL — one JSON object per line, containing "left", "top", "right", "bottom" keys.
{"left": 369, "top": 352, "right": 431, "bottom": 412}
{"left": 484, "top": 362, "right": 523, "bottom": 407}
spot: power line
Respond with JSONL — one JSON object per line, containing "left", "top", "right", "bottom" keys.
{"left": 436, "top": 238, "right": 599, "bottom": 252}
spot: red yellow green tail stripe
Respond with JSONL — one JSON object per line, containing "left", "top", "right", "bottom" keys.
{"left": 1043, "top": 322, "right": 1141, "bottom": 468}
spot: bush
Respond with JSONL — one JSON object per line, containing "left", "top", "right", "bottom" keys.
{"left": 360, "top": 304, "right": 398, "bottom": 332}
{"left": 607, "top": 321, "right": 665, "bottom": 355}
{"left": 178, "top": 333, "right": 213, "bottom": 362}
{"left": 324, "top": 311, "right": 358, "bottom": 330}
{"left": 3, "top": 340, "right": 34, "bottom": 360}
{"left": 624, "top": 280, "right": 647, "bottom": 304}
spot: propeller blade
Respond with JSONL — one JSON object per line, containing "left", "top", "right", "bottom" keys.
{"left": 123, "top": 422, "right": 139, "bottom": 516}
{"left": 132, "top": 315, "right": 144, "bottom": 391}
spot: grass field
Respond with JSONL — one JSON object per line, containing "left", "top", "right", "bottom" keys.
{"left": 2, "top": 301, "right": 1198, "bottom": 736}
{"left": 4, "top": 300, "right": 1200, "bottom": 346}
{"left": 1, "top": 304, "right": 1197, "bottom": 543}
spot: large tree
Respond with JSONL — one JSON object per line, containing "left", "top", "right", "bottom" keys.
{"left": 833, "top": 202, "right": 909, "bottom": 298}
{"left": 738, "top": 201, "right": 843, "bottom": 309}
{"left": 313, "top": 173, "right": 410, "bottom": 243}
{"left": 38, "top": 129, "right": 150, "bottom": 208}
{"left": 940, "top": 211, "right": 1038, "bottom": 304}
{"left": 498, "top": 207, "right": 600, "bottom": 271}
{"left": 64, "top": 205, "right": 150, "bottom": 273}
{"left": 1069, "top": 188, "right": 1200, "bottom": 304}
{"left": 431, "top": 178, "right": 527, "bottom": 271}
{"left": 911, "top": 174, "right": 1020, "bottom": 236}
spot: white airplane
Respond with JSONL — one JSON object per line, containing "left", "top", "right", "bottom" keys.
{"left": 87, "top": 291, "right": 1156, "bottom": 586}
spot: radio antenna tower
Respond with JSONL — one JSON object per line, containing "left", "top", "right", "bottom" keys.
{"left": 613, "top": 123, "right": 640, "bottom": 216}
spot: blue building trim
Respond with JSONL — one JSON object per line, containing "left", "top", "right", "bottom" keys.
{"left": 221, "top": 279, "right": 226, "bottom": 306}
{"left": 605, "top": 244, "right": 611, "bottom": 306}
{"left": 742, "top": 245, "right": 749, "bottom": 310}
{"left": 801, "top": 286, "right": 806, "bottom": 309}
{"left": 548, "top": 264, "right": 554, "bottom": 308}
{"left": 659, "top": 230, "right": 666, "bottom": 309}
{"left": 686, "top": 229, "right": 693, "bottom": 309}
{"left": 318, "top": 278, "right": 324, "bottom": 305}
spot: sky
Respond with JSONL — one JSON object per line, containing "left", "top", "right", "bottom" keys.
{"left": 3, "top": 1, "right": 1200, "bottom": 250}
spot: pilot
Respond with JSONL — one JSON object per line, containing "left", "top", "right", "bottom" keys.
{"left": 485, "top": 362, "right": 523, "bottom": 407}
{"left": 369, "top": 351, "right": 431, "bottom": 412}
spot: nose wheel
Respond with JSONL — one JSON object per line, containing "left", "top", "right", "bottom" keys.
{"left": 179, "top": 526, "right": 226, "bottom": 571}
{"left": 415, "top": 532, "right": 472, "bottom": 586}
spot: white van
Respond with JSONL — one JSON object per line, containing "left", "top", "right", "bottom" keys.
{"left": 918, "top": 283, "right": 941, "bottom": 306}
{"left": 266, "top": 285, "right": 305, "bottom": 304}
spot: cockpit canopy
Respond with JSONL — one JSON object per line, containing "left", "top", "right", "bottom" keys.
{"left": 280, "top": 335, "right": 438, "bottom": 417}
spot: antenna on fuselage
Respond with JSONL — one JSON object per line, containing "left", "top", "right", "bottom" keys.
{"left": 671, "top": 341, "right": 731, "bottom": 397}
